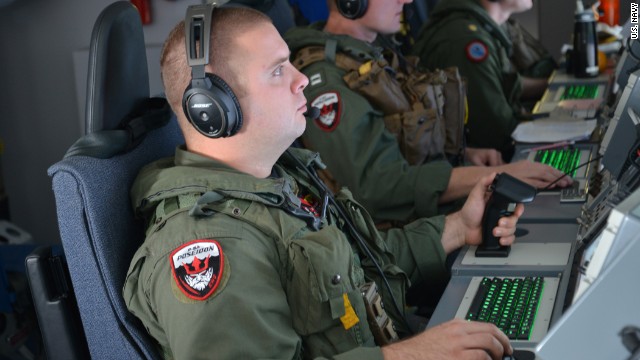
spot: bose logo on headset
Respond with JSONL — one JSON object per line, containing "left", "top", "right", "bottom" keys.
{"left": 182, "top": 1, "right": 243, "bottom": 138}
{"left": 336, "top": 0, "right": 368, "bottom": 20}
{"left": 192, "top": 103, "right": 213, "bottom": 108}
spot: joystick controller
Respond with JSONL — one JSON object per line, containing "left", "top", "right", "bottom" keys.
{"left": 476, "top": 173, "right": 537, "bottom": 257}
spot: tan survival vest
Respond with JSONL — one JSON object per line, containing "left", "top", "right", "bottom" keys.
{"left": 292, "top": 44, "right": 468, "bottom": 167}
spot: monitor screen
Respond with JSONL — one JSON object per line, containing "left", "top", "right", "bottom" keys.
{"left": 600, "top": 69, "right": 640, "bottom": 178}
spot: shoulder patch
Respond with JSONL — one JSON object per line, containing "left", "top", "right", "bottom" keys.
{"left": 465, "top": 40, "right": 489, "bottom": 63}
{"left": 310, "top": 92, "right": 341, "bottom": 132}
{"left": 170, "top": 239, "right": 225, "bottom": 301}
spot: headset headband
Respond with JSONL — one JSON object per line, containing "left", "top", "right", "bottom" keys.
{"left": 182, "top": 0, "right": 243, "bottom": 139}
{"left": 185, "top": 4, "right": 215, "bottom": 80}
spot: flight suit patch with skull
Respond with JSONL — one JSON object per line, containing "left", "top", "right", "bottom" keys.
{"left": 170, "top": 239, "right": 226, "bottom": 301}
{"left": 310, "top": 92, "right": 342, "bottom": 132}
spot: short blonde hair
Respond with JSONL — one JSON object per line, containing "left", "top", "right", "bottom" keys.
{"left": 160, "top": 7, "right": 272, "bottom": 117}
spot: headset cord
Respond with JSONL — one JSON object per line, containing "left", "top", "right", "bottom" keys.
{"left": 626, "top": 37, "right": 640, "bottom": 62}
{"left": 286, "top": 150, "right": 415, "bottom": 336}
{"left": 539, "top": 154, "right": 603, "bottom": 192}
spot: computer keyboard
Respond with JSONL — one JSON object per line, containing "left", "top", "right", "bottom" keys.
{"left": 560, "top": 84, "right": 599, "bottom": 100}
{"left": 534, "top": 148, "right": 582, "bottom": 177}
{"left": 465, "top": 276, "right": 544, "bottom": 340}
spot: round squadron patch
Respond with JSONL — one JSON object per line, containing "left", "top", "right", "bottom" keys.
{"left": 310, "top": 92, "right": 341, "bottom": 132}
{"left": 465, "top": 40, "right": 488, "bottom": 63}
{"left": 170, "top": 239, "right": 224, "bottom": 301}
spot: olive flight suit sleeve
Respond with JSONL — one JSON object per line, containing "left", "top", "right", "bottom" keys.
{"left": 125, "top": 216, "right": 301, "bottom": 359}
{"left": 302, "top": 62, "right": 452, "bottom": 223}
{"left": 378, "top": 215, "right": 449, "bottom": 287}
{"left": 415, "top": 23, "right": 520, "bottom": 153}
{"left": 124, "top": 211, "right": 385, "bottom": 360}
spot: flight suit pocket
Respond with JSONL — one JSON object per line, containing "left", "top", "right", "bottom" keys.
{"left": 123, "top": 250, "right": 160, "bottom": 337}
{"left": 286, "top": 229, "right": 371, "bottom": 350}
{"left": 383, "top": 108, "right": 445, "bottom": 165}
{"left": 124, "top": 252, "right": 146, "bottom": 308}
{"left": 343, "top": 61, "right": 410, "bottom": 114}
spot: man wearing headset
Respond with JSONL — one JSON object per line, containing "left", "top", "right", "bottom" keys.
{"left": 412, "top": 0, "right": 551, "bottom": 159}
{"left": 283, "top": 0, "right": 570, "bottom": 226}
{"left": 123, "top": 5, "right": 521, "bottom": 359}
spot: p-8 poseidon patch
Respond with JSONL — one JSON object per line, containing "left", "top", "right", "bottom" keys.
{"left": 311, "top": 92, "right": 341, "bottom": 132}
{"left": 170, "top": 239, "right": 224, "bottom": 301}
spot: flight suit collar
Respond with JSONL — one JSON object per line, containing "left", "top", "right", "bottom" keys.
{"left": 132, "top": 146, "right": 327, "bottom": 223}
{"left": 284, "top": 22, "right": 384, "bottom": 63}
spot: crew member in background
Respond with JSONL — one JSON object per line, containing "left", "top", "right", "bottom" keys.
{"left": 413, "top": 0, "right": 551, "bottom": 159}
{"left": 284, "top": 0, "right": 571, "bottom": 227}
{"left": 503, "top": 17, "right": 558, "bottom": 79}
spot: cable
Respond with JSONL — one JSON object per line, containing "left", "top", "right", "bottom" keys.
{"left": 624, "top": 37, "right": 640, "bottom": 77}
{"left": 285, "top": 150, "right": 415, "bottom": 336}
{"left": 539, "top": 154, "right": 603, "bottom": 191}
{"left": 627, "top": 37, "right": 640, "bottom": 62}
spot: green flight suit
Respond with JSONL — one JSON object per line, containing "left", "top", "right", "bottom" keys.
{"left": 284, "top": 25, "right": 452, "bottom": 224}
{"left": 123, "top": 146, "right": 449, "bottom": 360}
{"left": 503, "top": 18, "right": 557, "bottom": 79}
{"left": 412, "top": 0, "right": 523, "bottom": 157}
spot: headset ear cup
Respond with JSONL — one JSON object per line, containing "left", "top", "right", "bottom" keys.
{"left": 336, "top": 0, "right": 367, "bottom": 20}
{"left": 182, "top": 73, "right": 243, "bottom": 138}
{"left": 208, "top": 74, "right": 243, "bottom": 135}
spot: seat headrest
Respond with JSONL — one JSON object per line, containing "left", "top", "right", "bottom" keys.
{"left": 65, "top": 97, "right": 172, "bottom": 159}
{"left": 85, "top": 1, "right": 150, "bottom": 134}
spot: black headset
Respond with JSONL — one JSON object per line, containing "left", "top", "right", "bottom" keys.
{"left": 182, "top": 3, "right": 243, "bottom": 138}
{"left": 336, "top": 0, "right": 368, "bottom": 20}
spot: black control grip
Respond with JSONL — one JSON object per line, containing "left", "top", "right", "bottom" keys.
{"left": 476, "top": 173, "right": 537, "bottom": 258}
